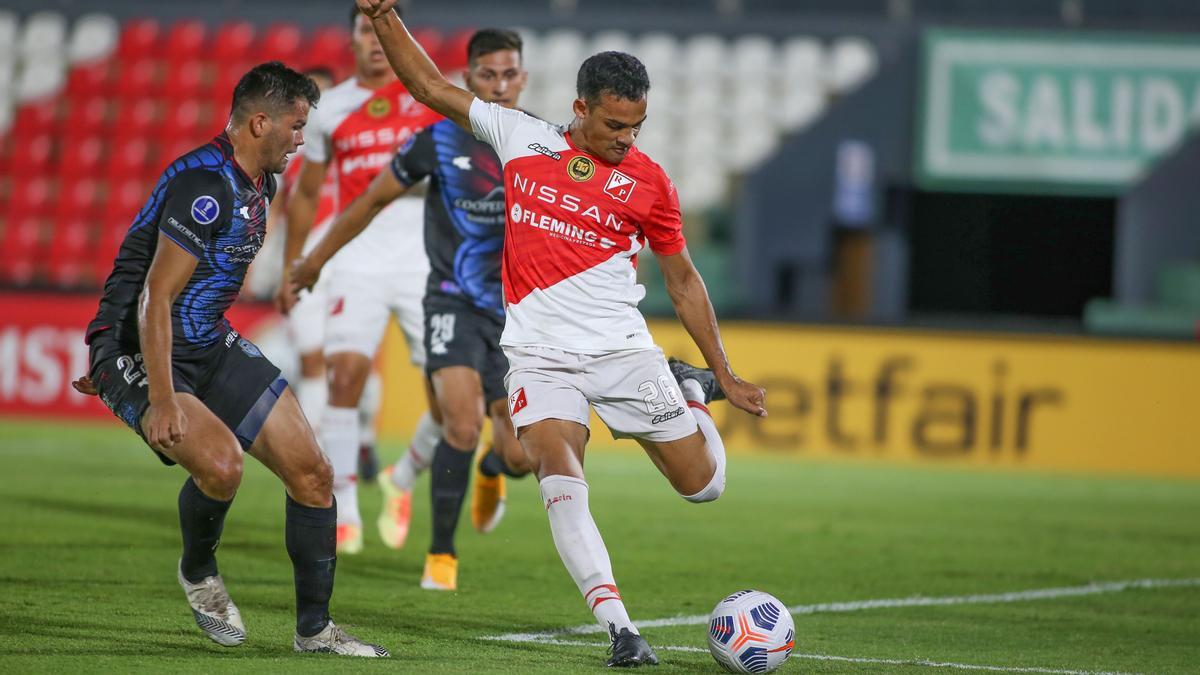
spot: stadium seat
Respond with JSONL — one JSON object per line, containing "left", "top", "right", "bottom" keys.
{"left": 412, "top": 28, "right": 444, "bottom": 66}
{"left": 68, "top": 13, "right": 119, "bottom": 64}
{"left": 634, "top": 32, "right": 680, "bottom": 77}
{"left": 0, "top": 11, "right": 18, "bottom": 60}
{"left": 730, "top": 124, "right": 778, "bottom": 171}
{"left": 212, "top": 21, "right": 257, "bottom": 65}
{"left": 164, "top": 20, "right": 208, "bottom": 64}
{"left": 115, "top": 58, "right": 160, "bottom": 99}
{"left": 162, "top": 59, "right": 211, "bottom": 101}
{"left": 15, "top": 63, "right": 66, "bottom": 103}
{"left": 777, "top": 88, "right": 826, "bottom": 130}
{"left": 590, "top": 29, "right": 634, "bottom": 57}
{"left": 542, "top": 29, "right": 586, "bottom": 75}
{"left": 780, "top": 37, "right": 824, "bottom": 89}
{"left": 0, "top": 216, "right": 45, "bottom": 286}
{"left": 117, "top": 18, "right": 161, "bottom": 62}
{"left": 18, "top": 11, "right": 68, "bottom": 60}
{"left": 438, "top": 29, "right": 474, "bottom": 73}
{"left": 826, "top": 37, "right": 878, "bottom": 93}
{"left": 56, "top": 136, "right": 106, "bottom": 182}
{"left": 46, "top": 218, "right": 93, "bottom": 288}
{"left": 683, "top": 34, "right": 729, "bottom": 75}
{"left": 66, "top": 60, "right": 116, "bottom": 97}
{"left": 732, "top": 34, "right": 777, "bottom": 77}
{"left": 258, "top": 22, "right": 303, "bottom": 63}
{"left": 304, "top": 25, "right": 350, "bottom": 70}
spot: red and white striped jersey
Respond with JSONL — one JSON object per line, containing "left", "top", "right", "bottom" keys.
{"left": 469, "top": 99, "right": 686, "bottom": 352}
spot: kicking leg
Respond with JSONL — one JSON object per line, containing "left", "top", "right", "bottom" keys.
{"left": 378, "top": 379, "right": 441, "bottom": 549}
{"left": 247, "top": 385, "right": 388, "bottom": 657}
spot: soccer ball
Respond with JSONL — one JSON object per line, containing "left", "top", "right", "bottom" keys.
{"left": 707, "top": 590, "right": 795, "bottom": 673}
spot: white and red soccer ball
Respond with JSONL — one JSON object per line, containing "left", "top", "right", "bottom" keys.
{"left": 707, "top": 590, "right": 795, "bottom": 673}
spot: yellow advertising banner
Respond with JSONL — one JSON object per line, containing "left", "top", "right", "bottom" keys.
{"left": 379, "top": 321, "right": 1200, "bottom": 477}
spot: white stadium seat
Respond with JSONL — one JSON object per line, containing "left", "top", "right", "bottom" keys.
{"left": 732, "top": 34, "right": 777, "bottom": 77}
{"left": 677, "top": 164, "right": 728, "bottom": 212}
{"left": 15, "top": 60, "right": 65, "bottom": 102}
{"left": 776, "top": 87, "right": 827, "bottom": 131}
{"left": 0, "top": 101, "right": 12, "bottom": 134}
{"left": 634, "top": 32, "right": 680, "bottom": 76}
{"left": 18, "top": 11, "right": 68, "bottom": 59}
{"left": 730, "top": 124, "right": 779, "bottom": 171}
{"left": 780, "top": 36, "right": 824, "bottom": 90}
{"left": 589, "top": 29, "right": 633, "bottom": 57}
{"left": 0, "top": 52, "right": 16, "bottom": 94}
{"left": 682, "top": 33, "right": 728, "bottom": 75}
{"left": 826, "top": 37, "right": 878, "bottom": 93}
{"left": 542, "top": 29, "right": 586, "bottom": 76}
{"left": 0, "top": 11, "right": 18, "bottom": 59}
{"left": 68, "top": 13, "right": 119, "bottom": 64}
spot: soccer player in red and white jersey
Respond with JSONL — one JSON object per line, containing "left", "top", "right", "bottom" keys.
{"left": 356, "top": 1, "right": 768, "bottom": 666}
{"left": 279, "top": 5, "right": 443, "bottom": 555}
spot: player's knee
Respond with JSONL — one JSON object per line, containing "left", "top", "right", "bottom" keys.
{"left": 290, "top": 454, "right": 334, "bottom": 507}
{"left": 681, "top": 466, "right": 726, "bottom": 504}
{"left": 200, "top": 454, "right": 244, "bottom": 500}
{"left": 443, "top": 415, "right": 483, "bottom": 451}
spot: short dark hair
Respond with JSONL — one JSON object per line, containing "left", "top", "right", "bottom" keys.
{"left": 468, "top": 28, "right": 523, "bottom": 66}
{"left": 231, "top": 61, "right": 321, "bottom": 121}
{"left": 576, "top": 51, "right": 649, "bottom": 106}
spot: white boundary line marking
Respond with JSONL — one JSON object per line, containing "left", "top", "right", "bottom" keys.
{"left": 481, "top": 577, "right": 1200, "bottom": 673}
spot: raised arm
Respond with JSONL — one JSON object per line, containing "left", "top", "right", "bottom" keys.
{"left": 291, "top": 168, "right": 410, "bottom": 293}
{"left": 357, "top": 1, "right": 474, "bottom": 129}
{"left": 656, "top": 248, "right": 767, "bottom": 417}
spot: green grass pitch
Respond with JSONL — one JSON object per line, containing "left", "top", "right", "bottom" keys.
{"left": 1, "top": 419, "right": 1198, "bottom": 673}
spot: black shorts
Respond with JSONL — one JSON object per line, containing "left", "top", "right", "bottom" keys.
{"left": 89, "top": 328, "right": 285, "bottom": 465}
{"left": 423, "top": 294, "right": 509, "bottom": 404}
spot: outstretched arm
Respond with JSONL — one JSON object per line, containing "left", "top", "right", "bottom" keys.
{"left": 657, "top": 248, "right": 767, "bottom": 417}
{"left": 291, "top": 168, "right": 411, "bottom": 293}
{"left": 356, "top": 1, "right": 474, "bottom": 129}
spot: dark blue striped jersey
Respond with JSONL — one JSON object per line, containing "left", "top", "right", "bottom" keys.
{"left": 391, "top": 119, "right": 505, "bottom": 315}
{"left": 87, "top": 134, "right": 276, "bottom": 351}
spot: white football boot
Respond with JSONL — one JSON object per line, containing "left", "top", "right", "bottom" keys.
{"left": 177, "top": 561, "right": 246, "bottom": 646}
{"left": 294, "top": 621, "right": 390, "bottom": 657}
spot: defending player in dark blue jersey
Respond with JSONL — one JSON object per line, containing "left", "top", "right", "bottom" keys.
{"left": 291, "top": 30, "right": 532, "bottom": 591}
{"left": 73, "top": 62, "right": 388, "bottom": 657}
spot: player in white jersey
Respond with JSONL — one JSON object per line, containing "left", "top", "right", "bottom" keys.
{"left": 356, "top": 0, "right": 768, "bottom": 666}
{"left": 280, "top": 5, "right": 443, "bottom": 555}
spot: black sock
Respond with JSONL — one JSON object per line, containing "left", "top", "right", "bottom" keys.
{"left": 479, "top": 446, "right": 526, "bottom": 478}
{"left": 286, "top": 494, "right": 336, "bottom": 638}
{"left": 179, "top": 478, "right": 233, "bottom": 583}
{"left": 429, "top": 439, "right": 473, "bottom": 556}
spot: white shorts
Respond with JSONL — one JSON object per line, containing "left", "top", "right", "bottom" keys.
{"left": 503, "top": 345, "right": 699, "bottom": 443}
{"left": 324, "top": 267, "right": 427, "bottom": 366}
{"left": 288, "top": 272, "right": 330, "bottom": 355}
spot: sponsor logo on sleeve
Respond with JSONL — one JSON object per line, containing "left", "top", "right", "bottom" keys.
{"left": 603, "top": 170, "right": 637, "bottom": 203}
{"left": 167, "top": 216, "right": 205, "bottom": 249}
{"left": 190, "top": 196, "right": 220, "bottom": 225}
{"left": 567, "top": 156, "right": 596, "bottom": 182}
{"left": 527, "top": 143, "right": 563, "bottom": 161}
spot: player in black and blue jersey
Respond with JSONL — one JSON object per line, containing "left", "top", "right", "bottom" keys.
{"left": 74, "top": 62, "right": 388, "bottom": 657}
{"left": 291, "top": 30, "right": 532, "bottom": 591}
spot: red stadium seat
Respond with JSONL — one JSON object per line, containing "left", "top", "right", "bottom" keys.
{"left": 412, "top": 28, "right": 444, "bottom": 64}
{"left": 57, "top": 137, "right": 106, "bottom": 182}
{"left": 164, "top": 20, "right": 207, "bottom": 63}
{"left": 64, "top": 97, "right": 111, "bottom": 140}
{"left": 439, "top": 29, "right": 474, "bottom": 73}
{"left": 162, "top": 59, "right": 211, "bottom": 100}
{"left": 46, "top": 219, "right": 93, "bottom": 288}
{"left": 304, "top": 25, "right": 350, "bottom": 70}
{"left": 258, "top": 23, "right": 303, "bottom": 63}
{"left": 0, "top": 217, "right": 46, "bottom": 286}
{"left": 8, "top": 176, "right": 55, "bottom": 221}
{"left": 54, "top": 177, "right": 104, "bottom": 220}
{"left": 9, "top": 137, "right": 54, "bottom": 178}
{"left": 118, "top": 18, "right": 161, "bottom": 62}
{"left": 115, "top": 58, "right": 161, "bottom": 99}
{"left": 12, "top": 100, "right": 60, "bottom": 137}
{"left": 106, "top": 137, "right": 154, "bottom": 178}
{"left": 159, "top": 99, "right": 206, "bottom": 142}
{"left": 212, "top": 21, "right": 257, "bottom": 65}
{"left": 112, "top": 99, "right": 161, "bottom": 142}
{"left": 66, "top": 60, "right": 116, "bottom": 97}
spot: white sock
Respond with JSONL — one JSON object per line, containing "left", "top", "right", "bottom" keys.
{"left": 683, "top": 399, "right": 726, "bottom": 503}
{"left": 296, "top": 376, "right": 327, "bottom": 433}
{"left": 321, "top": 406, "right": 361, "bottom": 525}
{"left": 391, "top": 411, "right": 441, "bottom": 491}
{"left": 539, "top": 475, "right": 636, "bottom": 634}
{"left": 679, "top": 378, "right": 706, "bottom": 406}
{"left": 358, "top": 372, "right": 382, "bottom": 447}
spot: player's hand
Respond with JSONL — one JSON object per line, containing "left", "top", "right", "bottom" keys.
{"left": 355, "top": 0, "right": 399, "bottom": 19}
{"left": 274, "top": 275, "right": 299, "bottom": 316}
{"left": 144, "top": 395, "right": 188, "bottom": 452}
{"left": 71, "top": 375, "right": 98, "bottom": 396}
{"left": 289, "top": 256, "right": 322, "bottom": 295}
{"left": 720, "top": 374, "right": 767, "bottom": 418}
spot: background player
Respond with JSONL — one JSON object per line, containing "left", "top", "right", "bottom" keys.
{"left": 355, "top": 0, "right": 767, "bottom": 666}
{"left": 76, "top": 62, "right": 387, "bottom": 657}
{"left": 280, "top": 4, "right": 443, "bottom": 555}
{"left": 292, "top": 29, "right": 534, "bottom": 591}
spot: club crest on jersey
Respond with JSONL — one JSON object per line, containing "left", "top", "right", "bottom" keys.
{"left": 603, "top": 170, "right": 637, "bottom": 203}
{"left": 190, "top": 196, "right": 220, "bottom": 225}
{"left": 567, "top": 156, "right": 595, "bottom": 182}
{"left": 366, "top": 96, "right": 391, "bottom": 118}
{"left": 510, "top": 387, "right": 528, "bottom": 416}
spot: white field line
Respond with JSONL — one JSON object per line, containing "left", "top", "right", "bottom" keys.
{"left": 527, "top": 639, "right": 1135, "bottom": 675}
{"left": 481, "top": 577, "right": 1200, "bottom": 643}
